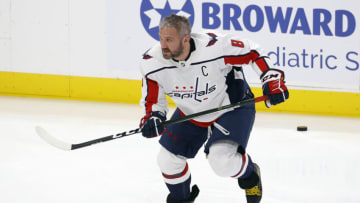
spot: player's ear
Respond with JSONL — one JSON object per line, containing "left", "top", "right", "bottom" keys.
{"left": 183, "top": 34, "right": 190, "bottom": 44}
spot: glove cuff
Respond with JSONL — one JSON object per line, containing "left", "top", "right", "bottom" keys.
{"left": 260, "top": 68, "right": 285, "bottom": 83}
{"left": 151, "top": 111, "right": 166, "bottom": 121}
{"left": 140, "top": 111, "right": 166, "bottom": 127}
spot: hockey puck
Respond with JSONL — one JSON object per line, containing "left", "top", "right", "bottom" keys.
{"left": 297, "top": 126, "right": 308, "bottom": 131}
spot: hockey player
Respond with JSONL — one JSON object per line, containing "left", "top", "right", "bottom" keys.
{"left": 139, "top": 14, "right": 289, "bottom": 203}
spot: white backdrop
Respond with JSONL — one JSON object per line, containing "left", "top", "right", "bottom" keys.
{"left": 0, "top": 0, "right": 359, "bottom": 92}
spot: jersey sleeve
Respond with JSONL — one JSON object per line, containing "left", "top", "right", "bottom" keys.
{"left": 139, "top": 54, "right": 169, "bottom": 121}
{"left": 140, "top": 76, "right": 168, "bottom": 116}
{"left": 221, "top": 34, "right": 273, "bottom": 76}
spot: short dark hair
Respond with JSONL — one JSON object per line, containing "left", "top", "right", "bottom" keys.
{"left": 159, "top": 14, "right": 191, "bottom": 38}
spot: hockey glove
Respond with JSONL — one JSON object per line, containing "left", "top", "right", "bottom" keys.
{"left": 140, "top": 111, "right": 166, "bottom": 138}
{"left": 260, "top": 69, "right": 289, "bottom": 108}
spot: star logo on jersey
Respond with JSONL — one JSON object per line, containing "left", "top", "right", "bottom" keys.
{"left": 140, "top": 0, "right": 195, "bottom": 41}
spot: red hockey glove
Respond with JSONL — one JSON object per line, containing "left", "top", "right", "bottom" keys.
{"left": 139, "top": 111, "right": 166, "bottom": 138}
{"left": 260, "top": 69, "right": 289, "bottom": 108}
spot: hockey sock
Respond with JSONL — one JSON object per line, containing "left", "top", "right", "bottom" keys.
{"left": 237, "top": 148, "right": 259, "bottom": 189}
{"left": 236, "top": 150, "right": 255, "bottom": 180}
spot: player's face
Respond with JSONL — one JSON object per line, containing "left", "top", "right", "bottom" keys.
{"left": 159, "top": 27, "right": 184, "bottom": 59}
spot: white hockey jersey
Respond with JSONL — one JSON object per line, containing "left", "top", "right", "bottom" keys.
{"left": 139, "top": 32, "right": 272, "bottom": 125}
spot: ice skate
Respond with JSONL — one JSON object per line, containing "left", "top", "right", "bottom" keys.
{"left": 238, "top": 163, "right": 262, "bottom": 203}
{"left": 166, "top": 185, "right": 200, "bottom": 203}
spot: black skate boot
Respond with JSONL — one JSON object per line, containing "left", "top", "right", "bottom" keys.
{"left": 166, "top": 185, "right": 200, "bottom": 203}
{"left": 238, "top": 163, "right": 262, "bottom": 203}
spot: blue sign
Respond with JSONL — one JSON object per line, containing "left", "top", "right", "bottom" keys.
{"left": 140, "top": 0, "right": 195, "bottom": 40}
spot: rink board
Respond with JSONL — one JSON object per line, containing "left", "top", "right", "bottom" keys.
{"left": 0, "top": 71, "right": 359, "bottom": 117}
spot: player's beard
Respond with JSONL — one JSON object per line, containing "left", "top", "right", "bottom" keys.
{"left": 162, "top": 42, "right": 184, "bottom": 59}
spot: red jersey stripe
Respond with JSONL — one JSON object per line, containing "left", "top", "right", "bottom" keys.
{"left": 145, "top": 78, "right": 159, "bottom": 115}
{"left": 255, "top": 57, "right": 270, "bottom": 73}
{"left": 224, "top": 51, "right": 259, "bottom": 66}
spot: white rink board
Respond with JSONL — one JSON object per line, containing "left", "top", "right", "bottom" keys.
{"left": 0, "top": 0, "right": 359, "bottom": 92}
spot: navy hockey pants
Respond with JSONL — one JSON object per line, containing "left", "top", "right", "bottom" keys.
{"left": 159, "top": 102, "right": 256, "bottom": 158}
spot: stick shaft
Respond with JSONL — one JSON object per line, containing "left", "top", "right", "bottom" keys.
{"left": 39, "top": 95, "right": 267, "bottom": 150}
{"left": 163, "top": 95, "right": 267, "bottom": 126}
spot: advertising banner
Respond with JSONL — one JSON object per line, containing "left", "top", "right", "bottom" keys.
{"left": 107, "top": 0, "right": 359, "bottom": 92}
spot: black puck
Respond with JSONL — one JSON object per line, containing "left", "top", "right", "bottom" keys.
{"left": 297, "top": 126, "right": 308, "bottom": 131}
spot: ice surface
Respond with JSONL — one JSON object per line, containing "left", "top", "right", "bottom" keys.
{"left": 0, "top": 95, "right": 359, "bottom": 203}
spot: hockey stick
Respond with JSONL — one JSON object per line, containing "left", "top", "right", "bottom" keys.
{"left": 36, "top": 95, "right": 267, "bottom": 150}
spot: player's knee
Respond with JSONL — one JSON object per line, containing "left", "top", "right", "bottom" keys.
{"left": 157, "top": 146, "right": 187, "bottom": 174}
{"left": 208, "top": 140, "right": 241, "bottom": 177}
